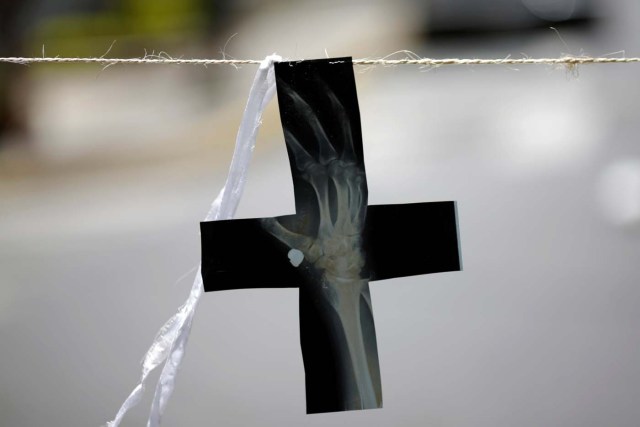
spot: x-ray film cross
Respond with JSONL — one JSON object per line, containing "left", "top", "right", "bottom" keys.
{"left": 201, "top": 58, "right": 462, "bottom": 414}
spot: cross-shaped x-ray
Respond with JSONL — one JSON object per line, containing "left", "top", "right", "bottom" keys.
{"left": 201, "top": 57, "right": 462, "bottom": 414}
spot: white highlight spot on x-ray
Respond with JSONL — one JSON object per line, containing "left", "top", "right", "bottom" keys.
{"left": 288, "top": 249, "right": 304, "bottom": 267}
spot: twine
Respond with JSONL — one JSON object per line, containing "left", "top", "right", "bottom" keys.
{"left": 1, "top": 55, "right": 639, "bottom": 67}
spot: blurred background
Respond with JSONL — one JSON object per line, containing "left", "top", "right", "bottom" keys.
{"left": 1, "top": 0, "right": 639, "bottom": 426}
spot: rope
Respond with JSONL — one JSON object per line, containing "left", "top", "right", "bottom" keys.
{"left": 1, "top": 55, "right": 639, "bottom": 67}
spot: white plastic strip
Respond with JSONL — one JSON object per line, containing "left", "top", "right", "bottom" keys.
{"left": 105, "top": 53, "right": 281, "bottom": 427}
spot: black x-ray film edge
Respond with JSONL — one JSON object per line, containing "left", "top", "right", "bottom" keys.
{"left": 454, "top": 201, "right": 464, "bottom": 271}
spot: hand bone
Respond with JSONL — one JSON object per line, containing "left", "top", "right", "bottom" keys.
{"left": 261, "top": 81, "right": 367, "bottom": 282}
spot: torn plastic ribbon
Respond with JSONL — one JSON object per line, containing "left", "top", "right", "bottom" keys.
{"left": 105, "top": 53, "right": 281, "bottom": 427}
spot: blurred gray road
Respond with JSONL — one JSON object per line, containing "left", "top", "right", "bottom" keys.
{"left": 1, "top": 1, "right": 640, "bottom": 426}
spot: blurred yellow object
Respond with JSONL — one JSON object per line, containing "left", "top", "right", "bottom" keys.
{"left": 124, "top": 0, "right": 203, "bottom": 36}
{"left": 27, "top": 0, "right": 205, "bottom": 59}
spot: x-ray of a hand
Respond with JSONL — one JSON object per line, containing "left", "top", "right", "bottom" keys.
{"left": 261, "top": 81, "right": 380, "bottom": 410}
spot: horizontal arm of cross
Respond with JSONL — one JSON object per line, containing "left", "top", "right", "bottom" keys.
{"left": 200, "top": 201, "right": 461, "bottom": 292}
